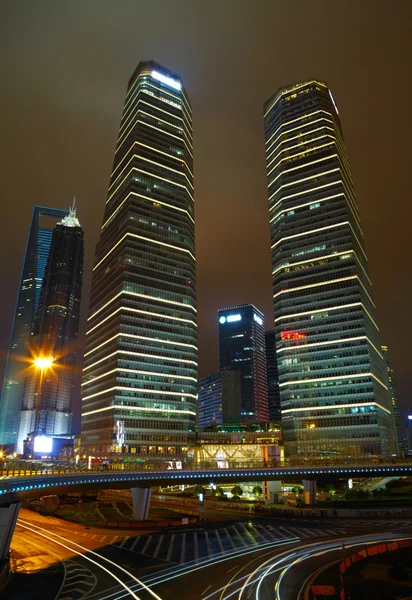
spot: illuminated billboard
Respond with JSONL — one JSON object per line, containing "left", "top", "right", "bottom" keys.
{"left": 33, "top": 435, "right": 53, "bottom": 454}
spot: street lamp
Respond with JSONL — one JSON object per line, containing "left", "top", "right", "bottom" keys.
{"left": 34, "top": 356, "right": 54, "bottom": 370}
{"left": 31, "top": 355, "right": 54, "bottom": 446}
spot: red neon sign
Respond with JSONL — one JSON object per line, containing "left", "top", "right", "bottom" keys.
{"left": 280, "top": 331, "right": 307, "bottom": 340}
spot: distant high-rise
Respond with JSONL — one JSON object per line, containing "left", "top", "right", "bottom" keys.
{"left": 17, "top": 206, "right": 84, "bottom": 452}
{"left": 198, "top": 370, "right": 241, "bottom": 428}
{"left": 0, "top": 206, "right": 68, "bottom": 448}
{"left": 264, "top": 80, "right": 396, "bottom": 456}
{"left": 218, "top": 304, "right": 268, "bottom": 423}
{"left": 81, "top": 61, "right": 196, "bottom": 458}
{"left": 198, "top": 373, "right": 221, "bottom": 428}
{"left": 381, "top": 345, "right": 406, "bottom": 454}
{"left": 265, "top": 331, "right": 281, "bottom": 422}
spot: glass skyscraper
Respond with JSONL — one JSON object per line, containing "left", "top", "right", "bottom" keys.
{"left": 17, "top": 207, "right": 84, "bottom": 452}
{"left": 381, "top": 345, "right": 406, "bottom": 454}
{"left": 81, "top": 61, "right": 197, "bottom": 458}
{"left": 198, "top": 373, "right": 222, "bottom": 428}
{"left": 0, "top": 206, "right": 68, "bottom": 448}
{"left": 264, "top": 80, "right": 395, "bottom": 456}
{"left": 265, "top": 331, "right": 281, "bottom": 422}
{"left": 218, "top": 304, "right": 268, "bottom": 423}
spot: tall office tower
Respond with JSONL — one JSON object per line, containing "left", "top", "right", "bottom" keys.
{"left": 0, "top": 206, "right": 68, "bottom": 448}
{"left": 264, "top": 80, "right": 396, "bottom": 456}
{"left": 218, "top": 305, "right": 269, "bottom": 423}
{"left": 265, "top": 331, "right": 281, "bottom": 422}
{"left": 17, "top": 206, "right": 84, "bottom": 452}
{"left": 81, "top": 61, "right": 196, "bottom": 458}
{"left": 381, "top": 345, "right": 406, "bottom": 454}
{"left": 198, "top": 373, "right": 222, "bottom": 428}
{"left": 198, "top": 370, "right": 241, "bottom": 428}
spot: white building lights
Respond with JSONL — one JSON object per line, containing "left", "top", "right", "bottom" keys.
{"left": 264, "top": 80, "right": 396, "bottom": 456}
{"left": 81, "top": 61, "right": 196, "bottom": 458}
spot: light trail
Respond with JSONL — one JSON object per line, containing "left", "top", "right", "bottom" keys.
{"left": 17, "top": 522, "right": 142, "bottom": 600}
{"left": 89, "top": 537, "right": 299, "bottom": 600}
{"left": 18, "top": 519, "right": 163, "bottom": 600}
{"left": 272, "top": 533, "right": 411, "bottom": 600}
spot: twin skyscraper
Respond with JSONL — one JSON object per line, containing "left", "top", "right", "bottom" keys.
{"left": 81, "top": 61, "right": 396, "bottom": 458}
{"left": 0, "top": 61, "right": 398, "bottom": 458}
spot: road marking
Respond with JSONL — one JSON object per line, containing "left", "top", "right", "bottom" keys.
{"left": 130, "top": 536, "right": 140, "bottom": 551}
{"left": 215, "top": 529, "right": 225, "bottom": 553}
{"left": 223, "top": 528, "right": 236, "bottom": 550}
{"left": 204, "top": 531, "right": 212, "bottom": 557}
{"left": 119, "top": 536, "right": 130, "bottom": 548}
{"left": 237, "top": 523, "right": 258, "bottom": 545}
{"left": 166, "top": 534, "right": 175, "bottom": 562}
{"left": 141, "top": 535, "right": 152, "bottom": 554}
{"left": 153, "top": 535, "right": 164, "bottom": 558}
{"left": 180, "top": 533, "right": 186, "bottom": 563}
{"left": 194, "top": 532, "right": 199, "bottom": 562}
{"left": 202, "top": 584, "right": 212, "bottom": 595}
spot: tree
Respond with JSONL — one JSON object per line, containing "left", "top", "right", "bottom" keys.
{"left": 252, "top": 486, "right": 263, "bottom": 498}
{"left": 216, "top": 486, "right": 225, "bottom": 498}
{"left": 231, "top": 485, "right": 243, "bottom": 499}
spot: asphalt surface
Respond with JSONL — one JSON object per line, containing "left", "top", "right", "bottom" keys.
{"left": 4, "top": 506, "right": 412, "bottom": 600}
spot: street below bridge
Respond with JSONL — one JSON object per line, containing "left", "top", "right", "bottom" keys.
{"left": 4, "top": 505, "right": 412, "bottom": 599}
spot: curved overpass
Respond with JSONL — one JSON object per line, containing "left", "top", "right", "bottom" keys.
{"left": 1, "top": 463, "right": 412, "bottom": 505}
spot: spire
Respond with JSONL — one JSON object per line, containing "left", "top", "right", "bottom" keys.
{"left": 58, "top": 198, "right": 81, "bottom": 228}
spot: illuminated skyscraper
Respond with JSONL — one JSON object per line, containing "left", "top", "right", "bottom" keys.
{"left": 81, "top": 61, "right": 196, "bottom": 458}
{"left": 218, "top": 305, "right": 268, "bottom": 423}
{"left": 381, "top": 345, "right": 406, "bottom": 454}
{"left": 17, "top": 206, "right": 84, "bottom": 452}
{"left": 0, "top": 206, "right": 68, "bottom": 448}
{"left": 264, "top": 80, "right": 395, "bottom": 456}
{"left": 265, "top": 331, "right": 281, "bottom": 422}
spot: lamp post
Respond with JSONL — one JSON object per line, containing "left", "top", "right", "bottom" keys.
{"left": 32, "top": 356, "right": 54, "bottom": 445}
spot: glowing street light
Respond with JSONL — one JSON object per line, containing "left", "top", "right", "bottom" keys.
{"left": 34, "top": 356, "right": 54, "bottom": 370}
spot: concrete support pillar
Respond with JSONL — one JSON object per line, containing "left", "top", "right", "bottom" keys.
{"left": 131, "top": 487, "right": 151, "bottom": 521}
{"left": 264, "top": 480, "right": 282, "bottom": 503}
{"left": 0, "top": 503, "right": 20, "bottom": 563}
{"left": 302, "top": 480, "right": 317, "bottom": 505}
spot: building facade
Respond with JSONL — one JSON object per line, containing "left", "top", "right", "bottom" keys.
{"left": 265, "top": 331, "right": 281, "bottom": 423}
{"left": 0, "top": 206, "right": 68, "bottom": 449}
{"left": 17, "top": 207, "right": 84, "bottom": 452}
{"left": 264, "top": 80, "right": 395, "bottom": 456}
{"left": 198, "top": 370, "right": 241, "bottom": 428}
{"left": 81, "top": 61, "right": 197, "bottom": 458}
{"left": 381, "top": 345, "right": 406, "bottom": 454}
{"left": 198, "top": 373, "right": 222, "bottom": 428}
{"left": 218, "top": 304, "right": 269, "bottom": 423}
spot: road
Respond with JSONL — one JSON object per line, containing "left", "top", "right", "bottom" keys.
{"left": 4, "top": 507, "right": 412, "bottom": 599}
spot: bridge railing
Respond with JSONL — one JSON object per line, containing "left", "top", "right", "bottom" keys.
{"left": 1, "top": 456, "right": 411, "bottom": 478}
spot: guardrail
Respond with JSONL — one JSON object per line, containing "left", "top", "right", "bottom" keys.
{"left": 1, "top": 456, "right": 411, "bottom": 478}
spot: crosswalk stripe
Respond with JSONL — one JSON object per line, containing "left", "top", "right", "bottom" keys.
{"left": 119, "top": 536, "right": 129, "bottom": 549}
{"left": 215, "top": 530, "right": 225, "bottom": 553}
{"left": 223, "top": 528, "right": 237, "bottom": 550}
{"left": 141, "top": 535, "right": 152, "bottom": 554}
{"left": 237, "top": 523, "right": 258, "bottom": 545}
{"left": 153, "top": 535, "right": 164, "bottom": 558}
{"left": 130, "top": 536, "right": 140, "bottom": 551}
{"left": 194, "top": 532, "right": 199, "bottom": 562}
{"left": 204, "top": 531, "right": 212, "bottom": 557}
{"left": 110, "top": 535, "right": 118, "bottom": 544}
{"left": 166, "top": 534, "right": 175, "bottom": 562}
{"left": 180, "top": 534, "right": 186, "bottom": 563}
